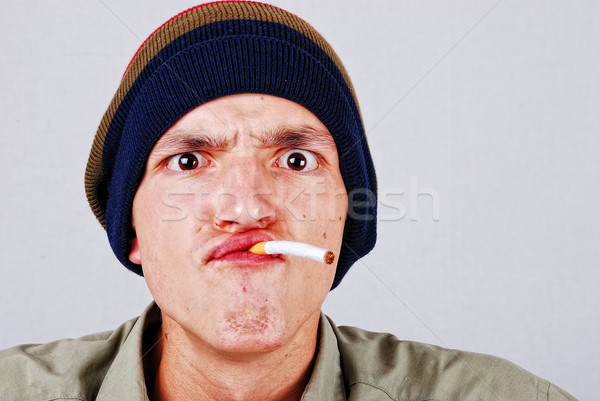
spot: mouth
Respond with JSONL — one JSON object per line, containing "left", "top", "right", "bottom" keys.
{"left": 207, "top": 232, "right": 282, "bottom": 265}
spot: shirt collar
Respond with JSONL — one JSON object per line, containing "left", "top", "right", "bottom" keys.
{"left": 94, "top": 305, "right": 346, "bottom": 401}
{"left": 301, "top": 313, "right": 347, "bottom": 401}
{"left": 96, "top": 302, "right": 160, "bottom": 401}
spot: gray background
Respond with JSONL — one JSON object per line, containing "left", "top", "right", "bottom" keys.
{"left": 1, "top": 1, "right": 598, "bottom": 399}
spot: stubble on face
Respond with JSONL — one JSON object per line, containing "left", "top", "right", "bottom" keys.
{"left": 130, "top": 94, "right": 348, "bottom": 355}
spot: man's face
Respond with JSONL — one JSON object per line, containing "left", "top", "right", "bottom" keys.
{"left": 129, "top": 94, "right": 347, "bottom": 353}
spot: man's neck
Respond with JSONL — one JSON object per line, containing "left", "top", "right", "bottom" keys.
{"left": 145, "top": 313, "right": 320, "bottom": 401}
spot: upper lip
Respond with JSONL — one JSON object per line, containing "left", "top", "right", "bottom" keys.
{"left": 207, "top": 231, "right": 276, "bottom": 262}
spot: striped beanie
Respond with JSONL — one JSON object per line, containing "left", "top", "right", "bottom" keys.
{"left": 84, "top": 1, "right": 377, "bottom": 289}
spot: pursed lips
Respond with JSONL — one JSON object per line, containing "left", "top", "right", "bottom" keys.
{"left": 207, "top": 231, "right": 281, "bottom": 264}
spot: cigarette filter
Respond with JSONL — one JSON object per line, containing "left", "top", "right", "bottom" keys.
{"left": 248, "top": 241, "right": 335, "bottom": 265}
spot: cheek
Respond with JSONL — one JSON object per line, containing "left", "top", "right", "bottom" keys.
{"left": 142, "top": 260, "right": 173, "bottom": 302}
{"left": 131, "top": 181, "right": 198, "bottom": 275}
{"left": 321, "top": 191, "right": 348, "bottom": 251}
{"left": 277, "top": 179, "right": 347, "bottom": 220}
{"left": 282, "top": 180, "right": 348, "bottom": 251}
{"left": 157, "top": 193, "right": 197, "bottom": 222}
{"left": 133, "top": 176, "right": 218, "bottom": 242}
{"left": 144, "top": 180, "right": 213, "bottom": 224}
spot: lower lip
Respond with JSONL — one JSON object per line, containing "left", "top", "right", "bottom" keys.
{"left": 211, "top": 251, "right": 282, "bottom": 266}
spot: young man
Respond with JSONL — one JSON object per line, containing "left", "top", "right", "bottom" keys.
{"left": 0, "top": 2, "right": 577, "bottom": 400}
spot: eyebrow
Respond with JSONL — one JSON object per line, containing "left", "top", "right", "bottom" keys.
{"left": 151, "top": 131, "right": 231, "bottom": 157}
{"left": 257, "top": 126, "right": 336, "bottom": 149}
{"left": 152, "top": 124, "right": 335, "bottom": 157}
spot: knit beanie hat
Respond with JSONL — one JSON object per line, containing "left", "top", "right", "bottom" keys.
{"left": 85, "top": 1, "right": 377, "bottom": 289}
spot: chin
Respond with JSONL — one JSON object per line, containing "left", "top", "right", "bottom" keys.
{"left": 212, "top": 306, "right": 290, "bottom": 353}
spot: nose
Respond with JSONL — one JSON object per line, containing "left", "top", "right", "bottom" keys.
{"left": 211, "top": 156, "right": 277, "bottom": 232}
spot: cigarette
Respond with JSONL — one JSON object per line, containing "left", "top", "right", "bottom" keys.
{"left": 248, "top": 241, "right": 336, "bottom": 265}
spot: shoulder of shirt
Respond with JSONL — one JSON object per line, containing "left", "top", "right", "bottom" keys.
{"left": 0, "top": 315, "right": 140, "bottom": 401}
{"left": 326, "top": 317, "right": 577, "bottom": 401}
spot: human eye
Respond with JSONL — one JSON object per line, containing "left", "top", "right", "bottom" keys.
{"left": 276, "top": 149, "right": 319, "bottom": 172}
{"left": 165, "top": 151, "right": 211, "bottom": 171}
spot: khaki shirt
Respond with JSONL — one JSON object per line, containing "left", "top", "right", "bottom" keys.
{"left": 0, "top": 302, "right": 577, "bottom": 400}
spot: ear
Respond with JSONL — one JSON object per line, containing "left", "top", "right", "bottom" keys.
{"left": 128, "top": 236, "right": 142, "bottom": 265}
